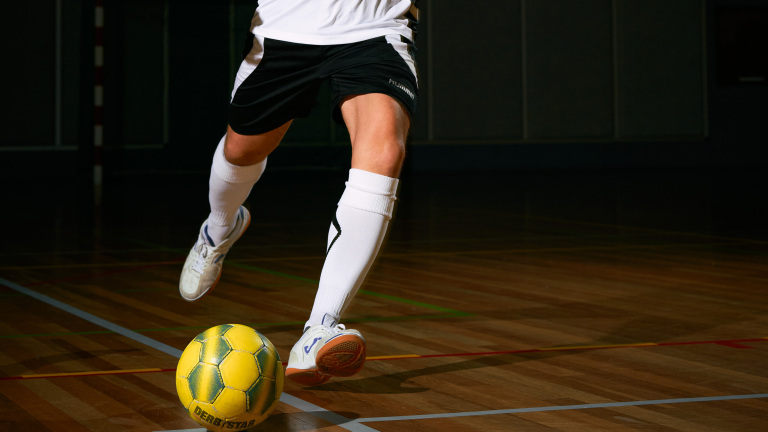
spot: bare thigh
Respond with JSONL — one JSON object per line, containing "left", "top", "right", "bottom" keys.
{"left": 223, "top": 121, "right": 292, "bottom": 166}
{"left": 340, "top": 93, "right": 411, "bottom": 178}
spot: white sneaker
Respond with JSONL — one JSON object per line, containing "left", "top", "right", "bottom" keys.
{"left": 179, "top": 206, "right": 250, "bottom": 301}
{"left": 285, "top": 324, "right": 366, "bottom": 386}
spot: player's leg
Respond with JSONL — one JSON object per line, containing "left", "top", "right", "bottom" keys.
{"left": 179, "top": 31, "right": 322, "bottom": 302}
{"left": 285, "top": 94, "right": 410, "bottom": 385}
{"left": 179, "top": 123, "right": 290, "bottom": 302}
{"left": 284, "top": 33, "right": 418, "bottom": 385}
{"left": 207, "top": 124, "right": 290, "bottom": 243}
{"left": 312, "top": 93, "right": 408, "bottom": 321}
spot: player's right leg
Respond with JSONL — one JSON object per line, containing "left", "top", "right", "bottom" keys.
{"left": 179, "top": 124, "right": 289, "bottom": 302}
{"left": 180, "top": 33, "right": 321, "bottom": 301}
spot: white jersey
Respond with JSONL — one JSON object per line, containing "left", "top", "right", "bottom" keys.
{"left": 250, "top": 0, "right": 417, "bottom": 45}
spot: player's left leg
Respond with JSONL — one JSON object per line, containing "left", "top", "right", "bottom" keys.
{"left": 285, "top": 94, "right": 409, "bottom": 386}
{"left": 179, "top": 123, "right": 291, "bottom": 302}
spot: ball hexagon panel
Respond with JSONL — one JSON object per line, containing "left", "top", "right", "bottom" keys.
{"left": 213, "top": 387, "right": 248, "bottom": 419}
{"left": 254, "top": 346, "right": 279, "bottom": 379}
{"left": 273, "top": 362, "right": 285, "bottom": 400}
{"left": 219, "top": 350, "right": 259, "bottom": 391}
{"left": 177, "top": 340, "right": 202, "bottom": 378}
{"left": 200, "top": 336, "right": 232, "bottom": 366}
{"left": 246, "top": 376, "right": 277, "bottom": 416}
{"left": 175, "top": 376, "right": 194, "bottom": 409}
{"left": 223, "top": 324, "right": 265, "bottom": 354}
{"left": 187, "top": 400, "right": 225, "bottom": 431}
{"left": 188, "top": 363, "right": 225, "bottom": 403}
{"left": 194, "top": 324, "right": 234, "bottom": 343}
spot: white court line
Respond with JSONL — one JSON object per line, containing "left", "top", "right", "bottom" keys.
{"left": 8, "top": 277, "right": 766, "bottom": 430}
{"left": 150, "top": 393, "right": 768, "bottom": 431}
{"left": 352, "top": 393, "right": 768, "bottom": 423}
{"left": 1, "top": 277, "right": 183, "bottom": 358}
{"left": 0, "top": 277, "right": 378, "bottom": 432}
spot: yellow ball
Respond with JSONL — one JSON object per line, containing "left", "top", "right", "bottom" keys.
{"left": 176, "top": 324, "right": 284, "bottom": 431}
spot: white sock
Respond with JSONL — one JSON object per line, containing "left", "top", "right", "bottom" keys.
{"left": 305, "top": 169, "right": 399, "bottom": 330}
{"left": 207, "top": 135, "right": 266, "bottom": 245}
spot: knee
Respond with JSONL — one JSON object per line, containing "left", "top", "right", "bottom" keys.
{"left": 223, "top": 139, "right": 264, "bottom": 166}
{"left": 223, "top": 125, "right": 285, "bottom": 166}
{"left": 379, "top": 138, "right": 406, "bottom": 167}
{"left": 352, "top": 137, "right": 406, "bottom": 177}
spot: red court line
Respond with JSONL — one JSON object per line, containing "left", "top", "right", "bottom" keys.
{"left": 4, "top": 337, "right": 765, "bottom": 381}
{"left": 367, "top": 337, "right": 767, "bottom": 361}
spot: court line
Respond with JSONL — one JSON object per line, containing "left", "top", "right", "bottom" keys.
{"left": 0, "top": 241, "right": 747, "bottom": 271}
{"left": 0, "top": 277, "right": 183, "bottom": 358}
{"left": 364, "top": 337, "right": 768, "bottom": 361}
{"left": 223, "top": 261, "right": 473, "bottom": 317}
{"left": 0, "top": 277, "right": 378, "bottom": 432}
{"left": 0, "top": 312, "right": 468, "bottom": 340}
{"left": 0, "top": 368, "right": 175, "bottom": 381}
{"left": 352, "top": 393, "right": 768, "bottom": 423}
{"left": 7, "top": 337, "right": 765, "bottom": 381}
{"left": 157, "top": 393, "right": 768, "bottom": 431}
{"left": 0, "top": 248, "right": 473, "bottom": 318}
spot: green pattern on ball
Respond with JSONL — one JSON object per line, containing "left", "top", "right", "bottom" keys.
{"left": 200, "top": 336, "right": 232, "bottom": 365}
{"left": 178, "top": 324, "right": 284, "bottom": 431}
{"left": 246, "top": 376, "right": 276, "bottom": 415}
{"left": 254, "top": 346, "right": 278, "bottom": 379}
{"left": 187, "top": 363, "right": 224, "bottom": 403}
{"left": 194, "top": 324, "right": 234, "bottom": 343}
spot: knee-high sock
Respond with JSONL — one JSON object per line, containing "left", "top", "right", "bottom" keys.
{"left": 207, "top": 135, "right": 266, "bottom": 245}
{"left": 306, "top": 168, "right": 399, "bottom": 329}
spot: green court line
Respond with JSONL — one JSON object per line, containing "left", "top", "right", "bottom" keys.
{"left": 0, "top": 237, "right": 473, "bottom": 340}
{"left": 0, "top": 313, "right": 469, "bottom": 340}
{"left": 359, "top": 290, "right": 470, "bottom": 315}
{"left": 146, "top": 241, "right": 472, "bottom": 316}
{"left": 227, "top": 261, "right": 318, "bottom": 284}
{"left": 224, "top": 261, "right": 470, "bottom": 316}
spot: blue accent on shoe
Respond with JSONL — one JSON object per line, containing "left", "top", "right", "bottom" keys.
{"left": 203, "top": 225, "right": 215, "bottom": 246}
{"left": 304, "top": 337, "right": 323, "bottom": 354}
{"left": 214, "top": 254, "right": 225, "bottom": 264}
{"left": 325, "top": 333, "right": 344, "bottom": 343}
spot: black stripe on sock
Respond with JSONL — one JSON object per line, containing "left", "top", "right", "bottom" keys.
{"left": 326, "top": 214, "right": 342, "bottom": 256}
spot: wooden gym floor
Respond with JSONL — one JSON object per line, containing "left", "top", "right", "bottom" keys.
{"left": 1, "top": 166, "right": 767, "bottom": 431}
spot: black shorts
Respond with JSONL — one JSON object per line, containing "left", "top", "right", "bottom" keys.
{"left": 229, "top": 35, "right": 418, "bottom": 135}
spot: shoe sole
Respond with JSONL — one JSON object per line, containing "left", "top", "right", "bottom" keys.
{"left": 315, "top": 334, "right": 366, "bottom": 377}
{"left": 181, "top": 209, "right": 251, "bottom": 302}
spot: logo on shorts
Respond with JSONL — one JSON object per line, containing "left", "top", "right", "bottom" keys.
{"left": 388, "top": 79, "right": 416, "bottom": 100}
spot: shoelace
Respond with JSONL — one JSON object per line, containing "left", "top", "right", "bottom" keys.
{"left": 191, "top": 241, "right": 211, "bottom": 274}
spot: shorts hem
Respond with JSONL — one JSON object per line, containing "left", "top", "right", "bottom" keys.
{"left": 228, "top": 118, "right": 294, "bottom": 136}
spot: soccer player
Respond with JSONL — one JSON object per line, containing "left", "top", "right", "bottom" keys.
{"left": 179, "top": 0, "right": 419, "bottom": 386}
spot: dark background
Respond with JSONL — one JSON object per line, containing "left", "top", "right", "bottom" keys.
{"left": 2, "top": 0, "right": 766, "bottom": 176}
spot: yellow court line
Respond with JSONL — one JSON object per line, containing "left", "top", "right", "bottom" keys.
{"left": 11, "top": 337, "right": 767, "bottom": 381}
{"left": 366, "top": 354, "right": 421, "bottom": 360}
{"left": 21, "top": 368, "right": 164, "bottom": 379}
